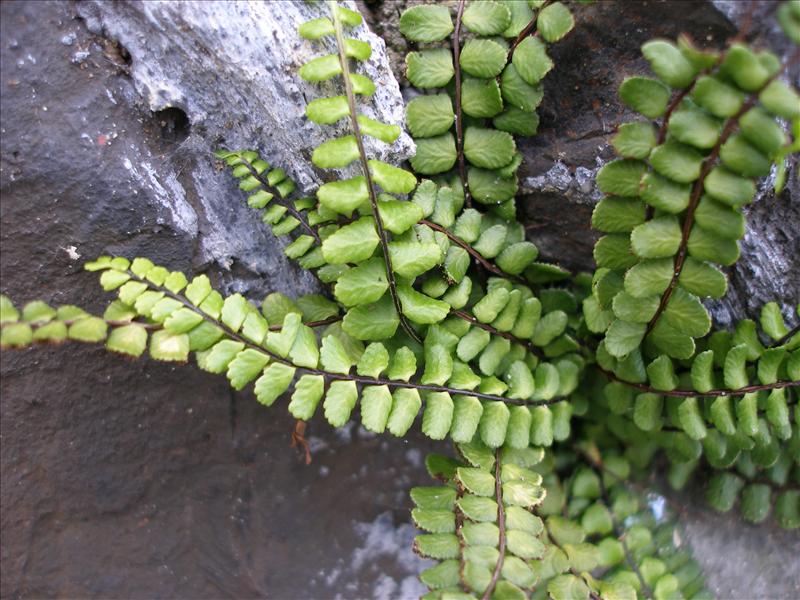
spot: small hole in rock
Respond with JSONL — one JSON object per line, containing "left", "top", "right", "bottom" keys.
{"left": 118, "top": 43, "right": 131, "bottom": 66}
{"left": 154, "top": 106, "right": 190, "bottom": 143}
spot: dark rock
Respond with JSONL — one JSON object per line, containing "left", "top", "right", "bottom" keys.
{"left": 1, "top": 2, "right": 427, "bottom": 598}
{"left": 1, "top": 1, "right": 798, "bottom": 599}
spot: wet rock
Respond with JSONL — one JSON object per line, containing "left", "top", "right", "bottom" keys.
{"left": 514, "top": 0, "right": 800, "bottom": 329}
{"left": 0, "top": 2, "right": 423, "bottom": 598}
{"left": 1, "top": 1, "right": 798, "bottom": 599}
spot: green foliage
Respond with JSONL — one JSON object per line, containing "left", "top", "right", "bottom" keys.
{"left": 2, "top": 1, "right": 800, "bottom": 597}
{"left": 415, "top": 444, "right": 713, "bottom": 600}
{"left": 400, "top": 0, "right": 574, "bottom": 207}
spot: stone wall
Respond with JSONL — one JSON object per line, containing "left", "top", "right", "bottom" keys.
{"left": 1, "top": 1, "right": 797, "bottom": 597}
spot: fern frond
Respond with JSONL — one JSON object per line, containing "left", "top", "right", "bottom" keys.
{"left": 414, "top": 441, "right": 712, "bottom": 599}
{"left": 591, "top": 36, "right": 799, "bottom": 361}
{"left": 0, "top": 255, "right": 593, "bottom": 450}
{"left": 400, "top": 0, "right": 575, "bottom": 213}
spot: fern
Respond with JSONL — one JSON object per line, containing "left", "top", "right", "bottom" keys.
{"left": 414, "top": 439, "right": 713, "bottom": 599}
{"left": 1, "top": 0, "right": 799, "bottom": 596}
{"left": 583, "top": 30, "right": 800, "bottom": 528}
{"left": 400, "top": 0, "right": 574, "bottom": 211}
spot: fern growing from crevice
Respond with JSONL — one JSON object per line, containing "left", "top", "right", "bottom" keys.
{"left": 414, "top": 438, "right": 714, "bottom": 600}
{"left": 1, "top": 0, "right": 800, "bottom": 597}
{"left": 400, "top": 0, "right": 574, "bottom": 212}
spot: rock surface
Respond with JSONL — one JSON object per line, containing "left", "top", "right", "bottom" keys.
{"left": 1, "top": 1, "right": 798, "bottom": 599}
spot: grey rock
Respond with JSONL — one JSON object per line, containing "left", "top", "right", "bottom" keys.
{"left": 1, "top": 1, "right": 798, "bottom": 599}
{"left": 72, "top": 0, "right": 413, "bottom": 295}
{"left": 512, "top": 0, "right": 800, "bottom": 325}
{"left": 1, "top": 2, "right": 422, "bottom": 598}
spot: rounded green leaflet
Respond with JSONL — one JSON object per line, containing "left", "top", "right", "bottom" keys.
{"left": 630, "top": 216, "right": 682, "bottom": 259}
{"left": 406, "top": 49, "right": 454, "bottom": 88}
{"left": 591, "top": 197, "right": 647, "bottom": 233}
{"left": 612, "top": 121, "right": 656, "bottom": 159}
{"left": 501, "top": 63, "right": 544, "bottom": 112}
{"left": 596, "top": 159, "right": 646, "bottom": 197}
{"left": 691, "top": 75, "right": 745, "bottom": 118}
{"left": 493, "top": 106, "right": 540, "bottom": 137}
{"left": 512, "top": 36, "right": 553, "bottom": 85}
{"left": 479, "top": 401, "right": 510, "bottom": 448}
{"left": 321, "top": 217, "right": 380, "bottom": 264}
{"left": 360, "top": 385, "right": 393, "bottom": 433}
{"left": 649, "top": 141, "right": 704, "bottom": 183}
{"left": 254, "top": 363, "right": 295, "bottom": 407}
{"left": 377, "top": 199, "right": 425, "bottom": 235}
{"left": 355, "top": 344, "right": 388, "bottom": 379}
{"left": 410, "top": 133, "right": 457, "bottom": 175}
{"left": 344, "top": 38, "right": 372, "bottom": 61}
{"left": 678, "top": 258, "right": 727, "bottom": 298}
{"left": 594, "top": 234, "right": 637, "bottom": 270}
{"left": 399, "top": 4, "right": 454, "bottom": 42}
{"left": 342, "top": 295, "right": 399, "bottom": 341}
{"left": 318, "top": 176, "right": 369, "bottom": 216}
{"left": 298, "top": 18, "right": 334, "bottom": 40}
{"left": 605, "top": 319, "right": 646, "bottom": 358}
{"left": 496, "top": 242, "right": 539, "bottom": 275}
{"left": 198, "top": 339, "right": 244, "bottom": 373}
{"left": 594, "top": 269, "right": 624, "bottom": 308}
{"left": 389, "top": 242, "right": 443, "bottom": 279}
{"left": 69, "top": 316, "right": 109, "bottom": 343}
{"left": 706, "top": 472, "right": 744, "bottom": 513}
{"left": 463, "top": 127, "right": 516, "bottom": 170}
{"left": 619, "top": 76, "right": 671, "bottom": 118}
{"left": 640, "top": 172, "right": 691, "bottom": 214}
{"left": 532, "top": 363, "right": 561, "bottom": 401}
{"left": 548, "top": 574, "right": 590, "bottom": 600}
{"left": 398, "top": 285, "right": 450, "bottom": 325}
{"left": 633, "top": 393, "right": 663, "bottom": 432}
{"left": 759, "top": 79, "right": 800, "bottom": 119}
{"left": 387, "top": 388, "right": 421, "bottom": 437}
{"left": 612, "top": 292, "right": 659, "bottom": 324}
{"left": 678, "top": 397, "right": 707, "bottom": 440}
{"left": 460, "top": 38, "right": 507, "bottom": 78}
{"left": 760, "top": 302, "right": 789, "bottom": 342}
{"left": 694, "top": 195, "right": 745, "bottom": 240}
{"left": 406, "top": 94, "right": 454, "bottom": 138}
{"left": 703, "top": 166, "right": 755, "bottom": 207}
{"left": 323, "top": 380, "right": 359, "bottom": 427}
{"left": 741, "top": 484, "right": 772, "bottom": 524}
{"left": 450, "top": 395, "right": 484, "bottom": 443}
{"left": 312, "top": 135, "right": 360, "bottom": 168}
{"left": 537, "top": 2, "right": 574, "bottom": 43}
{"left": 357, "top": 115, "right": 400, "bottom": 144}
{"left": 687, "top": 225, "right": 740, "bottom": 266}
{"left": 667, "top": 106, "right": 722, "bottom": 149}
{"left": 462, "top": 0, "right": 511, "bottom": 35}
{"left": 461, "top": 77, "right": 504, "bottom": 118}
{"left": 532, "top": 310, "right": 568, "bottom": 348}
{"left": 648, "top": 320, "right": 696, "bottom": 359}
{"left": 505, "top": 360, "right": 535, "bottom": 400}
{"left": 288, "top": 374, "right": 325, "bottom": 420}
{"left": 719, "top": 134, "right": 772, "bottom": 178}
{"left": 422, "top": 391, "right": 454, "bottom": 440}
{"left": 738, "top": 107, "right": 786, "bottom": 157}
{"left": 642, "top": 39, "right": 697, "bottom": 88}
{"left": 298, "top": 54, "right": 341, "bottom": 82}
{"left": 505, "top": 405, "right": 532, "bottom": 448}
{"left": 368, "top": 160, "right": 417, "bottom": 194}
{"left": 468, "top": 167, "right": 517, "bottom": 204}
{"left": 420, "top": 560, "right": 460, "bottom": 589}
{"left": 106, "top": 324, "right": 148, "bottom": 357}
{"left": 721, "top": 44, "right": 772, "bottom": 92}
{"left": 319, "top": 335, "right": 353, "bottom": 375}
